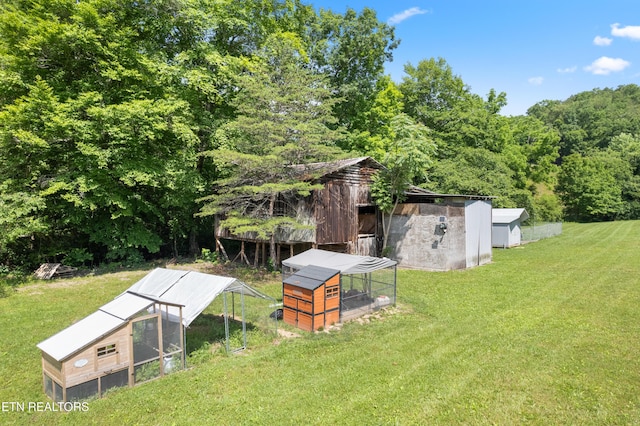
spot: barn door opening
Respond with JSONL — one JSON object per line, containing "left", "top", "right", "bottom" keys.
{"left": 357, "top": 205, "right": 380, "bottom": 256}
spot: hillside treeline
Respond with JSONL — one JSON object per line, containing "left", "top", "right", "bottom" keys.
{"left": 1, "top": 0, "right": 639, "bottom": 270}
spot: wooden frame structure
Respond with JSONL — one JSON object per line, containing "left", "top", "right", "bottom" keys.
{"left": 215, "top": 157, "right": 384, "bottom": 266}
{"left": 282, "top": 249, "right": 398, "bottom": 327}
{"left": 283, "top": 265, "right": 341, "bottom": 331}
{"left": 39, "top": 298, "right": 185, "bottom": 402}
{"left": 37, "top": 268, "right": 276, "bottom": 402}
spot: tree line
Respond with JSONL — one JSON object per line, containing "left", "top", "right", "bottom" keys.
{"left": 1, "top": 0, "right": 639, "bottom": 270}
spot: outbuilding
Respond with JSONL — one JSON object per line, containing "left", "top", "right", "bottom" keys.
{"left": 492, "top": 208, "right": 530, "bottom": 248}
{"left": 283, "top": 265, "right": 341, "bottom": 331}
{"left": 37, "top": 268, "right": 275, "bottom": 402}
{"left": 386, "top": 187, "right": 494, "bottom": 271}
{"left": 282, "top": 249, "right": 397, "bottom": 325}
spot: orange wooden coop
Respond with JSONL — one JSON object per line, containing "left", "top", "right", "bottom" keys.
{"left": 282, "top": 265, "right": 341, "bottom": 331}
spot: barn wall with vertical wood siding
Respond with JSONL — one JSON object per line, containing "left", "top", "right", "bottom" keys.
{"left": 314, "top": 163, "right": 378, "bottom": 248}
{"left": 215, "top": 158, "right": 382, "bottom": 256}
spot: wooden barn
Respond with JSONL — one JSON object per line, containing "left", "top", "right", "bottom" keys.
{"left": 282, "top": 265, "right": 341, "bottom": 331}
{"left": 36, "top": 268, "right": 275, "bottom": 402}
{"left": 386, "top": 187, "right": 494, "bottom": 271}
{"left": 215, "top": 157, "right": 384, "bottom": 266}
{"left": 214, "top": 157, "right": 495, "bottom": 272}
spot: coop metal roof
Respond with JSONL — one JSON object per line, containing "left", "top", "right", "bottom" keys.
{"left": 283, "top": 265, "right": 340, "bottom": 290}
{"left": 37, "top": 268, "right": 274, "bottom": 362}
{"left": 492, "top": 208, "right": 530, "bottom": 224}
{"left": 37, "top": 310, "right": 127, "bottom": 362}
{"left": 282, "top": 249, "right": 396, "bottom": 274}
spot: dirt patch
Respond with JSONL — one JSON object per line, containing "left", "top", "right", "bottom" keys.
{"left": 273, "top": 327, "right": 302, "bottom": 345}
{"left": 17, "top": 270, "right": 148, "bottom": 295}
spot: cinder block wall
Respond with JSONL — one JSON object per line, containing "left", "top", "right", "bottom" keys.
{"left": 388, "top": 203, "right": 466, "bottom": 271}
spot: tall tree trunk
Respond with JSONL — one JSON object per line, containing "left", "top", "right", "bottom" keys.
{"left": 382, "top": 198, "right": 401, "bottom": 252}
{"left": 188, "top": 230, "right": 199, "bottom": 257}
{"left": 268, "top": 193, "right": 277, "bottom": 269}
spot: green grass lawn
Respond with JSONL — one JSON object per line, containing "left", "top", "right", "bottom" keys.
{"left": 1, "top": 221, "right": 639, "bottom": 425}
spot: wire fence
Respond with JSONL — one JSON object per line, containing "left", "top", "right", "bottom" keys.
{"left": 521, "top": 222, "right": 563, "bottom": 242}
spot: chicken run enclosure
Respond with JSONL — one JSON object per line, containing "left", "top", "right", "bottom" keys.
{"left": 282, "top": 249, "right": 397, "bottom": 326}
{"left": 37, "top": 268, "right": 277, "bottom": 402}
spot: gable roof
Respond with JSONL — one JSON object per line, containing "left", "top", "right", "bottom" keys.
{"left": 283, "top": 265, "right": 340, "bottom": 290}
{"left": 282, "top": 249, "right": 396, "bottom": 274}
{"left": 289, "top": 157, "right": 383, "bottom": 181}
{"left": 37, "top": 311, "right": 128, "bottom": 362}
{"left": 36, "top": 293, "right": 157, "bottom": 362}
{"left": 37, "top": 268, "right": 275, "bottom": 362}
{"left": 492, "top": 208, "right": 530, "bottom": 224}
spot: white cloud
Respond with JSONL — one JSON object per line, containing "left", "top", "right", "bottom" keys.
{"left": 528, "top": 76, "right": 544, "bottom": 86}
{"left": 593, "top": 36, "right": 613, "bottom": 46}
{"left": 557, "top": 66, "right": 577, "bottom": 73}
{"left": 584, "top": 56, "right": 630, "bottom": 75}
{"left": 387, "top": 7, "right": 429, "bottom": 25}
{"left": 611, "top": 23, "right": 640, "bottom": 40}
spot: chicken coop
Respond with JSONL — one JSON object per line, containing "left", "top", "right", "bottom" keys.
{"left": 283, "top": 265, "right": 341, "bottom": 331}
{"left": 282, "top": 249, "right": 397, "bottom": 328}
{"left": 37, "top": 268, "right": 276, "bottom": 402}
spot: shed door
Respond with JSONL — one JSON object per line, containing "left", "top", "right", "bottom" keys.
{"left": 465, "top": 200, "right": 492, "bottom": 267}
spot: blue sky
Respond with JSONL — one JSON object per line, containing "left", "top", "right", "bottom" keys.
{"left": 311, "top": 1, "right": 640, "bottom": 116}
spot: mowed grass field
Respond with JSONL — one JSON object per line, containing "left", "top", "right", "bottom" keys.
{"left": 1, "top": 221, "right": 639, "bottom": 425}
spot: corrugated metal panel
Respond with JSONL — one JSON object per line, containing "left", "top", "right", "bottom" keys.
{"left": 126, "top": 268, "right": 189, "bottom": 298}
{"left": 38, "top": 269, "right": 277, "bottom": 361}
{"left": 465, "top": 200, "right": 493, "bottom": 267}
{"left": 158, "top": 271, "right": 234, "bottom": 327}
{"left": 100, "top": 292, "right": 155, "bottom": 321}
{"left": 282, "top": 249, "right": 396, "bottom": 274}
{"left": 37, "top": 311, "right": 125, "bottom": 362}
{"left": 128, "top": 269, "right": 273, "bottom": 327}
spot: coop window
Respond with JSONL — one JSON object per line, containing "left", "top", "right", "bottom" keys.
{"left": 326, "top": 286, "right": 339, "bottom": 299}
{"left": 44, "top": 374, "right": 54, "bottom": 399}
{"left": 97, "top": 344, "right": 117, "bottom": 358}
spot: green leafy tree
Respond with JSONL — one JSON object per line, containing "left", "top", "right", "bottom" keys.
{"left": 509, "top": 115, "right": 560, "bottom": 185}
{"left": 343, "top": 75, "right": 405, "bottom": 160}
{"left": 529, "top": 85, "right": 640, "bottom": 157}
{"left": 0, "top": 0, "right": 211, "bottom": 266}
{"left": 427, "top": 147, "right": 533, "bottom": 210}
{"left": 371, "top": 114, "right": 435, "bottom": 251}
{"left": 608, "top": 133, "right": 640, "bottom": 219}
{"left": 400, "top": 58, "right": 516, "bottom": 157}
{"left": 198, "top": 32, "right": 343, "bottom": 264}
{"left": 306, "top": 7, "right": 398, "bottom": 134}
{"left": 557, "top": 153, "right": 626, "bottom": 221}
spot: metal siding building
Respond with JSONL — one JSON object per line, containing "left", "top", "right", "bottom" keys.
{"left": 492, "top": 208, "right": 530, "bottom": 248}
{"left": 387, "top": 188, "right": 494, "bottom": 271}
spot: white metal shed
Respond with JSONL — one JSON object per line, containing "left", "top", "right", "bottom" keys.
{"left": 492, "top": 208, "right": 530, "bottom": 248}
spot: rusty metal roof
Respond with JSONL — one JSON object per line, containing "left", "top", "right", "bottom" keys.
{"left": 289, "top": 157, "right": 383, "bottom": 180}
{"left": 404, "top": 185, "right": 495, "bottom": 200}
